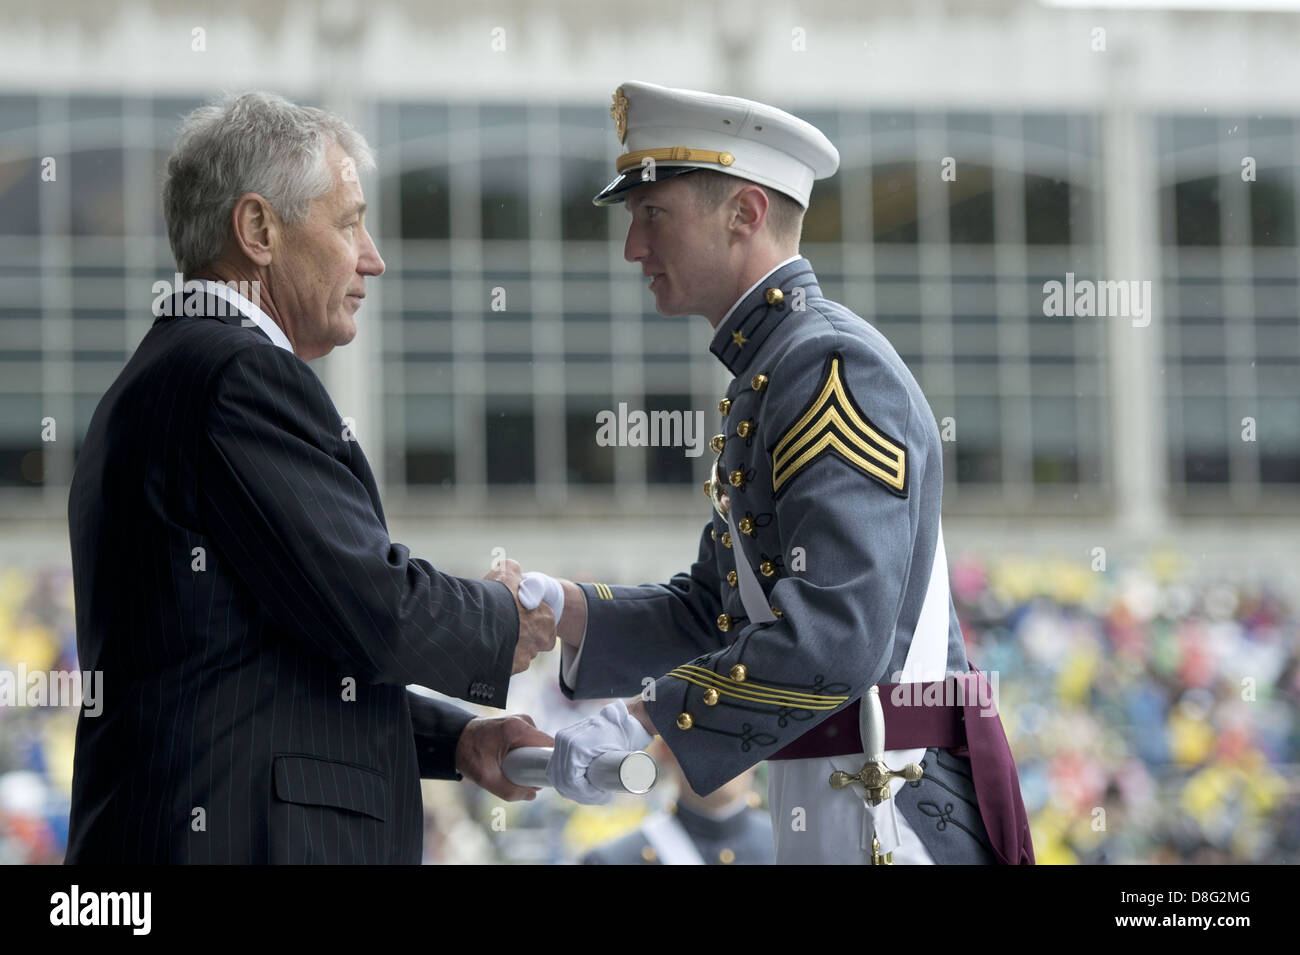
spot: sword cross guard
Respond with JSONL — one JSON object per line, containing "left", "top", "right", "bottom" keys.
{"left": 828, "top": 685, "right": 924, "bottom": 805}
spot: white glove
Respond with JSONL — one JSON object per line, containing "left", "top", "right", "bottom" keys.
{"left": 547, "top": 699, "right": 653, "bottom": 805}
{"left": 518, "top": 571, "right": 565, "bottom": 627}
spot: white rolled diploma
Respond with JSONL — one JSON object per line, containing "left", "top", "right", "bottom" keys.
{"left": 501, "top": 747, "right": 658, "bottom": 795}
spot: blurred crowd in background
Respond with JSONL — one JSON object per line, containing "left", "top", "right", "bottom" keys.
{"left": 1, "top": 548, "right": 1296, "bottom": 864}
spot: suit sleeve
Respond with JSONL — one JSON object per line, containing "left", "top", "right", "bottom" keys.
{"left": 644, "top": 336, "right": 929, "bottom": 795}
{"left": 559, "top": 522, "right": 729, "bottom": 700}
{"left": 407, "top": 690, "right": 476, "bottom": 779}
{"left": 198, "top": 343, "right": 518, "bottom": 708}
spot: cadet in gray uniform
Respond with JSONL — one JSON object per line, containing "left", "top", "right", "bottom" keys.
{"left": 535, "top": 82, "right": 1032, "bottom": 865}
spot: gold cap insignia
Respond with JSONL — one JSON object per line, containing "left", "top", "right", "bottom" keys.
{"left": 611, "top": 87, "right": 629, "bottom": 144}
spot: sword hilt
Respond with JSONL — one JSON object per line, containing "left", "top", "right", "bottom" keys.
{"left": 829, "top": 759, "right": 923, "bottom": 804}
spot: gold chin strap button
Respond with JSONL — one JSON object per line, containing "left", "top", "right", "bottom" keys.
{"left": 718, "top": 398, "right": 731, "bottom": 415}
{"left": 729, "top": 664, "right": 747, "bottom": 683}
{"left": 676, "top": 713, "right": 694, "bottom": 730}
{"left": 729, "top": 470, "right": 746, "bottom": 488}
{"left": 716, "top": 613, "right": 731, "bottom": 632}
{"left": 710, "top": 434, "right": 726, "bottom": 453}
{"left": 736, "top": 420, "right": 754, "bottom": 438}
{"left": 721, "top": 531, "right": 732, "bottom": 549}
{"left": 719, "top": 152, "right": 734, "bottom": 166}
{"left": 765, "top": 288, "right": 784, "bottom": 307}
{"left": 702, "top": 687, "right": 719, "bottom": 706}
{"left": 726, "top": 570, "right": 738, "bottom": 587}
{"left": 719, "top": 848, "right": 736, "bottom": 864}
{"left": 751, "top": 374, "right": 769, "bottom": 392}
{"left": 738, "top": 517, "right": 755, "bottom": 536}
{"left": 759, "top": 560, "right": 775, "bottom": 577}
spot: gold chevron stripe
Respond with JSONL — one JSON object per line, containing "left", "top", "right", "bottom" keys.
{"left": 670, "top": 664, "right": 848, "bottom": 706}
{"left": 771, "top": 357, "right": 904, "bottom": 493}
{"left": 775, "top": 429, "right": 905, "bottom": 494}
{"left": 774, "top": 404, "right": 900, "bottom": 479}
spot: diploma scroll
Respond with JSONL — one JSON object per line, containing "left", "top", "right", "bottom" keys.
{"left": 501, "top": 747, "right": 658, "bottom": 794}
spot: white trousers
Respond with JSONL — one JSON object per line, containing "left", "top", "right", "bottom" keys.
{"left": 769, "top": 754, "right": 935, "bottom": 865}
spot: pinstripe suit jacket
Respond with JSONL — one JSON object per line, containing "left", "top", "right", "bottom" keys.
{"left": 65, "top": 290, "right": 519, "bottom": 863}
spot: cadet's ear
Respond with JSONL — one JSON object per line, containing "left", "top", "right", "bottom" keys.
{"left": 728, "top": 184, "right": 769, "bottom": 240}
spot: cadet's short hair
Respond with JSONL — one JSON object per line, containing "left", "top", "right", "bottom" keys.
{"left": 683, "top": 169, "right": 804, "bottom": 251}
{"left": 162, "top": 91, "right": 375, "bottom": 277}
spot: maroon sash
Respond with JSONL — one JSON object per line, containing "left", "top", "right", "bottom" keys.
{"left": 770, "top": 664, "right": 1034, "bottom": 865}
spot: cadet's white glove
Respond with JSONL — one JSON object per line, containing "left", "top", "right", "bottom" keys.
{"left": 547, "top": 699, "right": 653, "bottom": 805}
{"left": 518, "top": 571, "right": 565, "bottom": 627}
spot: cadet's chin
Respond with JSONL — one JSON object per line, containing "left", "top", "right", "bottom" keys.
{"left": 650, "top": 292, "right": 689, "bottom": 318}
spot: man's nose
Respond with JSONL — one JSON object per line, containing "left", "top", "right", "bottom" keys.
{"left": 359, "top": 225, "right": 385, "bottom": 277}
{"left": 623, "top": 221, "right": 646, "bottom": 264}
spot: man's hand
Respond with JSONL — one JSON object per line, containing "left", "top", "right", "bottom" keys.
{"left": 546, "top": 699, "right": 653, "bottom": 805}
{"left": 455, "top": 714, "right": 554, "bottom": 801}
{"left": 485, "top": 558, "right": 556, "bottom": 673}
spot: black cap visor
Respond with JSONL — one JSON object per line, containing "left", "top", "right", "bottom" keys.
{"left": 591, "top": 165, "right": 702, "bottom": 206}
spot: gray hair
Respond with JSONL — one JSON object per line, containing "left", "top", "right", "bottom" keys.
{"left": 162, "top": 91, "right": 376, "bottom": 276}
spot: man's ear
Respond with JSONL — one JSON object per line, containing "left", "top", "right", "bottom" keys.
{"left": 230, "top": 193, "right": 277, "bottom": 268}
{"left": 728, "top": 184, "right": 769, "bottom": 240}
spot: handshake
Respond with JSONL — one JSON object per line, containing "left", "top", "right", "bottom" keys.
{"left": 483, "top": 557, "right": 582, "bottom": 675}
{"left": 460, "top": 559, "right": 655, "bottom": 806}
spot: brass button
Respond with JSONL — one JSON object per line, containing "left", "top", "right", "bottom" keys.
{"left": 716, "top": 613, "right": 731, "bottom": 632}
{"left": 641, "top": 845, "right": 657, "bottom": 862}
{"left": 760, "top": 560, "right": 775, "bottom": 577}
{"left": 718, "top": 398, "right": 731, "bottom": 415}
{"left": 677, "top": 712, "right": 694, "bottom": 730}
{"left": 764, "top": 288, "right": 784, "bottom": 306}
{"left": 736, "top": 420, "right": 754, "bottom": 438}
{"left": 711, "top": 527, "right": 717, "bottom": 541}
{"left": 710, "top": 434, "right": 726, "bottom": 453}
{"left": 727, "top": 570, "right": 737, "bottom": 587}
{"left": 719, "top": 848, "right": 736, "bottom": 864}
{"left": 702, "top": 687, "right": 719, "bottom": 706}
{"left": 721, "top": 531, "right": 732, "bottom": 549}
{"left": 738, "top": 517, "right": 755, "bottom": 535}
{"left": 729, "top": 470, "right": 745, "bottom": 488}
{"left": 751, "top": 374, "right": 768, "bottom": 392}
{"left": 729, "top": 664, "right": 747, "bottom": 683}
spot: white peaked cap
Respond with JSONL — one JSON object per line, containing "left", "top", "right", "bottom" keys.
{"left": 593, "top": 80, "right": 840, "bottom": 209}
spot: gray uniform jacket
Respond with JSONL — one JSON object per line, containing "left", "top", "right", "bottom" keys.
{"left": 561, "top": 257, "right": 993, "bottom": 861}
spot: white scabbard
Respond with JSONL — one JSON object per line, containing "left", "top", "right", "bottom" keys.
{"left": 501, "top": 747, "right": 658, "bottom": 794}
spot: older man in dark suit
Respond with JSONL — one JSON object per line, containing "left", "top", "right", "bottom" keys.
{"left": 65, "top": 91, "right": 555, "bottom": 864}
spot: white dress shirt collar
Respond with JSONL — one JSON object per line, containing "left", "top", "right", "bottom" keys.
{"left": 202, "top": 280, "right": 295, "bottom": 354}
